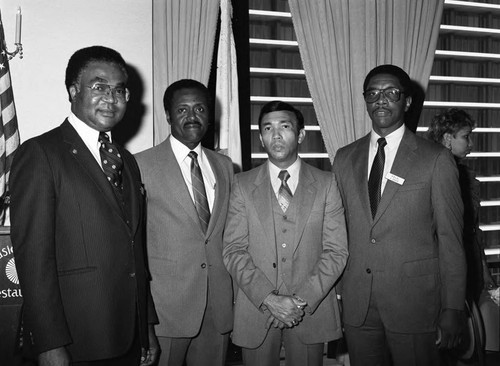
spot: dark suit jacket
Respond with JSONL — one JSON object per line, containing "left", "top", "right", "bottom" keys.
{"left": 10, "top": 120, "right": 157, "bottom": 361}
{"left": 135, "top": 137, "right": 234, "bottom": 338}
{"left": 333, "top": 128, "right": 466, "bottom": 333}
{"left": 223, "top": 161, "right": 348, "bottom": 348}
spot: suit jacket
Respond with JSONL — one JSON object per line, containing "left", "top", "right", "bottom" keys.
{"left": 223, "top": 161, "right": 348, "bottom": 349}
{"left": 333, "top": 128, "right": 466, "bottom": 333}
{"left": 10, "top": 120, "right": 156, "bottom": 361}
{"left": 135, "top": 136, "right": 234, "bottom": 337}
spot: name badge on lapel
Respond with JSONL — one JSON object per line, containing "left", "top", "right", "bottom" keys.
{"left": 386, "top": 173, "right": 405, "bottom": 185}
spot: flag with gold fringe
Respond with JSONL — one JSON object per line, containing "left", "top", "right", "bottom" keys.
{"left": 0, "top": 10, "right": 20, "bottom": 223}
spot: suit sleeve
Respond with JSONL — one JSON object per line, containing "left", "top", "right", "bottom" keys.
{"left": 294, "top": 173, "right": 349, "bottom": 314}
{"left": 223, "top": 176, "right": 276, "bottom": 310}
{"left": 432, "top": 150, "right": 466, "bottom": 310}
{"left": 10, "top": 140, "right": 72, "bottom": 354}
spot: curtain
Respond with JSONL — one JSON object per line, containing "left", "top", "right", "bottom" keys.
{"left": 215, "top": 0, "right": 242, "bottom": 170}
{"left": 288, "top": 0, "right": 444, "bottom": 161}
{"left": 152, "top": 0, "right": 220, "bottom": 145}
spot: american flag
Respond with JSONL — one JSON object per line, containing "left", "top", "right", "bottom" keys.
{"left": 0, "top": 11, "right": 20, "bottom": 214}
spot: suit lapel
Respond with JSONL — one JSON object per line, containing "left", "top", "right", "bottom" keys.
{"left": 156, "top": 138, "right": 202, "bottom": 233}
{"left": 292, "top": 163, "right": 316, "bottom": 254}
{"left": 374, "top": 129, "right": 418, "bottom": 223}
{"left": 204, "top": 149, "right": 227, "bottom": 238}
{"left": 252, "top": 163, "right": 276, "bottom": 248}
{"left": 352, "top": 135, "right": 373, "bottom": 223}
{"left": 60, "top": 120, "right": 124, "bottom": 218}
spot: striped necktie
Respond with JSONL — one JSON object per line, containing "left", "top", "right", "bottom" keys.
{"left": 278, "top": 170, "right": 293, "bottom": 212}
{"left": 368, "top": 137, "right": 387, "bottom": 218}
{"left": 188, "top": 151, "right": 210, "bottom": 233}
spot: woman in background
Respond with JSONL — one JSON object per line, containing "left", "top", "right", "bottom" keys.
{"left": 428, "top": 108, "right": 497, "bottom": 365}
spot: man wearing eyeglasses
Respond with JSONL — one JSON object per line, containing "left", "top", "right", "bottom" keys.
{"left": 10, "top": 46, "right": 158, "bottom": 366}
{"left": 333, "top": 64, "right": 466, "bottom": 366}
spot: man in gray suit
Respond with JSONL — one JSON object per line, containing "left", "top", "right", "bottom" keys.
{"left": 223, "top": 101, "right": 348, "bottom": 366}
{"left": 135, "top": 79, "right": 234, "bottom": 366}
{"left": 333, "top": 64, "right": 466, "bottom": 366}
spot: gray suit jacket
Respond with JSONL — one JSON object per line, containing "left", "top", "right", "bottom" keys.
{"left": 223, "top": 161, "right": 348, "bottom": 348}
{"left": 333, "top": 128, "right": 466, "bottom": 333}
{"left": 135, "top": 137, "right": 234, "bottom": 337}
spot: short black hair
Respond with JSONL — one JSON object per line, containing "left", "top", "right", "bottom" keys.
{"left": 163, "top": 79, "right": 211, "bottom": 114}
{"left": 258, "top": 100, "right": 305, "bottom": 132}
{"left": 363, "top": 64, "right": 413, "bottom": 97}
{"left": 65, "top": 46, "right": 128, "bottom": 102}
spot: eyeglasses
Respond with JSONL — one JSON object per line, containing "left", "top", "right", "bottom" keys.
{"left": 86, "top": 82, "right": 130, "bottom": 102}
{"left": 363, "top": 87, "right": 404, "bottom": 103}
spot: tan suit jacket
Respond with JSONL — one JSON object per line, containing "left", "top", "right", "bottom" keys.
{"left": 223, "top": 161, "right": 348, "bottom": 348}
{"left": 135, "top": 137, "right": 234, "bottom": 337}
{"left": 333, "top": 129, "right": 466, "bottom": 333}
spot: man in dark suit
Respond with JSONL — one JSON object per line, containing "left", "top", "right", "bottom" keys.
{"left": 333, "top": 64, "right": 466, "bottom": 366}
{"left": 10, "top": 46, "right": 158, "bottom": 366}
{"left": 223, "top": 101, "right": 348, "bottom": 366}
{"left": 135, "top": 79, "right": 234, "bottom": 366}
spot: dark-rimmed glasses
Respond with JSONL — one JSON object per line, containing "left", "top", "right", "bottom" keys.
{"left": 363, "top": 87, "right": 403, "bottom": 103}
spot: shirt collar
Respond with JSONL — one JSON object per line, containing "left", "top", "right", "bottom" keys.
{"left": 68, "top": 113, "right": 111, "bottom": 144}
{"left": 370, "top": 123, "right": 406, "bottom": 149}
{"left": 170, "top": 135, "right": 202, "bottom": 163}
{"left": 268, "top": 157, "right": 301, "bottom": 181}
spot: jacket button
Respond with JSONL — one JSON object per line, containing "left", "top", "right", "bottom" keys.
{"left": 205, "top": 239, "right": 209, "bottom": 245}
{"left": 366, "top": 268, "right": 371, "bottom": 274}
{"left": 371, "top": 238, "right": 376, "bottom": 244}
{"left": 201, "top": 263, "right": 206, "bottom": 269}
{"left": 129, "top": 272, "right": 136, "bottom": 278}
{"left": 272, "top": 263, "right": 276, "bottom": 268}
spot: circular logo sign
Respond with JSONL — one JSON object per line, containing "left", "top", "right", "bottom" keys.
{"left": 5, "top": 257, "right": 19, "bottom": 285}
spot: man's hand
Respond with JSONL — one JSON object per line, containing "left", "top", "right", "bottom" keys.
{"left": 140, "top": 324, "right": 161, "bottom": 366}
{"left": 38, "top": 347, "right": 70, "bottom": 366}
{"left": 262, "top": 293, "right": 305, "bottom": 328}
{"left": 436, "top": 308, "right": 465, "bottom": 349}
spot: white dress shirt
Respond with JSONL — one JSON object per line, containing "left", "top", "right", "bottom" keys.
{"left": 68, "top": 113, "right": 113, "bottom": 170}
{"left": 268, "top": 157, "right": 301, "bottom": 198}
{"left": 170, "top": 136, "right": 216, "bottom": 212}
{"left": 368, "top": 124, "right": 405, "bottom": 194}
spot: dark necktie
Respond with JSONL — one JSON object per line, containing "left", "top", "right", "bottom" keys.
{"left": 99, "top": 132, "right": 123, "bottom": 190}
{"left": 278, "top": 170, "right": 293, "bottom": 212}
{"left": 188, "top": 151, "right": 210, "bottom": 233}
{"left": 368, "top": 137, "right": 387, "bottom": 218}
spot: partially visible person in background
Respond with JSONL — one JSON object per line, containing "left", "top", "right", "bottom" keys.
{"left": 427, "top": 108, "right": 497, "bottom": 302}
{"left": 428, "top": 108, "right": 498, "bottom": 365}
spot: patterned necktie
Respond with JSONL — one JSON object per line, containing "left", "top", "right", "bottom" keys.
{"left": 368, "top": 137, "right": 387, "bottom": 218}
{"left": 278, "top": 170, "right": 293, "bottom": 212}
{"left": 99, "top": 132, "right": 123, "bottom": 190}
{"left": 188, "top": 151, "right": 210, "bottom": 233}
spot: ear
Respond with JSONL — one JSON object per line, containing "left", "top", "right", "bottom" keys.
{"left": 166, "top": 110, "right": 172, "bottom": 125}
{"left": 443, "top": 132, "right": 453, "bottom": 149}
{"left": 69, "top": 84, "right": 78, "bottom": 102}
{"left": 298, "top": 129, "right": 306, "bottom": 144}
{"left": 259, "top": 133, "right": 264, "bottom": 148}
{"left": 404, "top": 96, "right": 412, "bottom": 112}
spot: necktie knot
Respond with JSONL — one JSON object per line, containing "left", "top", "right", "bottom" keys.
{"left": 188, "top": 151, "right": 198, "bottom": 160}
{"left": 278, "top": 170, "right": 290, "bottom": 183}
{"left": 377, "top": 137, "right": 387, "bottom": 149}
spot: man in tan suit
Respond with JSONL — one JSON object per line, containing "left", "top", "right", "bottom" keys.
{"left": 333, "top": 65, "right": 466, "bottom": 366}
{"left": 223, "top": 101, "right": 348, "bottom": 366}
{"left": 135, "top": 79, "right": 234, "bottom": 366}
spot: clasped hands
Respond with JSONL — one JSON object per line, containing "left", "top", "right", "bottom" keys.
{"left": 262, "top": 292, "right": 307, "bottom": 329}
